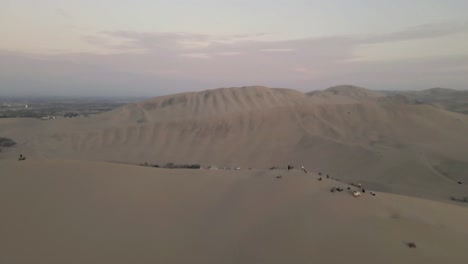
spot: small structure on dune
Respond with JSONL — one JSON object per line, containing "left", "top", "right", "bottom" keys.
{"left": 407, "top": 242, "right": 417, "bottom": 248}
{"left": 331, "top": 187, "right": 344, "bottom": 192}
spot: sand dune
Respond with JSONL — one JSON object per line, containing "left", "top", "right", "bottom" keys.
{"left": 386, "top": 87, "right": 468, "bottom": 115}
{"left": 307, "top": 85, "right": 385, "bottom": 103}
{"left": 2, "top": 86, "right": 468, "bottom": 262}
{"left": 1, "top": 159, "right": 467, "bottom": 264}
{"left": 1, "top": 86, "right": 468, "bottom": 203}
{"left": 96, "top": 86, "right": 307, "bottom": 123}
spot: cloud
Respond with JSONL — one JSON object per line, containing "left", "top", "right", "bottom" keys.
{"left": 83, "top": 22, "right": 468, "bottom": 57}
{"left": 360, "top": 22, "right": 468, "bottom": 44}
{"left": 54, "top": 8, "right": 72, "bottom": 19}
{"left": 260, "top": 48, "right": 295, "bottom": 52}
{"left": 82, "top": 35, "right": 147, "bottom": 53}
{"left": 292, "top": 67, "right": 320, "bottom": 80}
{"left": 1, "top": 48, "right": 467, "bottom": 96}
{"left": 92, "top": 31, "right": 270, "bottom": 53}
{"left": 0, "top": 0, "right": 12, "bottom": 10}
{"left": 104, "top": 31, "right": 209, "bottom": 52}
{"left": 229, "top": 33, "right": 270, "bottom": 40}
{"left": 1, "top": 22, "right": 468, "bottom": 96}
{"left": 216, "top": 52, "right": 243, "bottom": 56}
{"left": 294, "top": 67, "right": 315, "bottom": 74}
{"left": 179, "top": 53, "right": 212, "bottom": 59}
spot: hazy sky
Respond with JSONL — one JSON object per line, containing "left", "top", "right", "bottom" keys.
{"left": 1, "top": 0, "right": 468, "bottom": 96}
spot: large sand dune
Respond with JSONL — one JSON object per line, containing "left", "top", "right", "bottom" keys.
{"left": 1, "top": 160, "right": 468, "bottom": 264}
{"left": 385, "top": 88, "right": 468, "bottom": 115}
{"left": 1, "top": 86, "right": 468, "bottom": 203}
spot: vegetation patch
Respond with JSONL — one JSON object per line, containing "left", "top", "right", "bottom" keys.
{"left": 140, "top": 162, "right": 201, "bottom": 169}
{"left": 0, "top": 137, "right": 16, "bottom": 152}
{"left": 0, "top": 137, "right": 16, "bottom": 147}
{"left": 450, "top": 196, "right": 468, "bottom": 203}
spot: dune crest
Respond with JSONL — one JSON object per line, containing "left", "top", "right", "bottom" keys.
{"left": 98, "top": 86, "right": 307, "bottom": 123}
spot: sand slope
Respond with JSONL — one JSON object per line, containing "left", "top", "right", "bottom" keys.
{"left": 386, "top": 88, "right": 468, "bottom": 115}
{"left": 1, "top": 160, "right": 468, "bottom": 264}
{"left": 307, "top": 85, "right": 385, "bottom": 103}
{"left": 1, "top": 86, "right": 468, "bottom": 203}
{"left": 96, "top": 86, "right": 307, "bottom": 123}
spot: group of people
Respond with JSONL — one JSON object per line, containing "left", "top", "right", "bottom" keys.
{"left": 329, "top": 181, "right": 376, "bottom": 198}
{"left": 286, "top": 165, "right": 307, "bottom": 173}
{"left": 285, "top": 165, "right": 377, "bottom": 197}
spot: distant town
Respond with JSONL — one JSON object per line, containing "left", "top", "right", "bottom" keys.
{"left": 0, "top": 96, "right": 150, "bottom": 119}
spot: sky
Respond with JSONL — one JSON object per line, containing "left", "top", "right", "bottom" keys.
{"left": 1, "top": 0, "right": 468, "bottom": 96}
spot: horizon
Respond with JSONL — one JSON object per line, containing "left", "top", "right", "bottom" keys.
{"left": 1, "top": 0, "right": 468, "bottom": 96}
{"left": 1, "top": 84, "right": 467, "bottom": 99}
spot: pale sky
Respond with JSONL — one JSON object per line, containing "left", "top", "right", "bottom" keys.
{"left": 1, "top": 0, "right": 468, "bottom": 96}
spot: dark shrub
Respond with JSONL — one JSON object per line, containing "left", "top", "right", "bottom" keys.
{"left": 165, "top": 163, "right": 175, "bottom": 168}
{"left": 0, "top": 137, "right": 16, "bottom": 148}
{"left": 163, "top": 163, "right": 200, "bottom": 169}
{"left": 450, "top": 196, "right": 468, "bottom": 203}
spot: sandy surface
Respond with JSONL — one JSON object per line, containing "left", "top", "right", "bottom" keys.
{"left": 1, "top": 159, "right": 468, "bottom": 264}
{"left": 1, "top": 86, "right": 468, "bottom": 204}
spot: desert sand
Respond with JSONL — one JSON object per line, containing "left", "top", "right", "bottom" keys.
{"left": 389, "top": 88, "right": 468, "bottom": 115}
{"left": 1, "top": 85, "right": 468, "bottom": 263}
{"left": 1, "top": 159, "right": 468, "bottom": 264}
{"left": 1, "top": 86, "right": 467, "bottom": 203}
